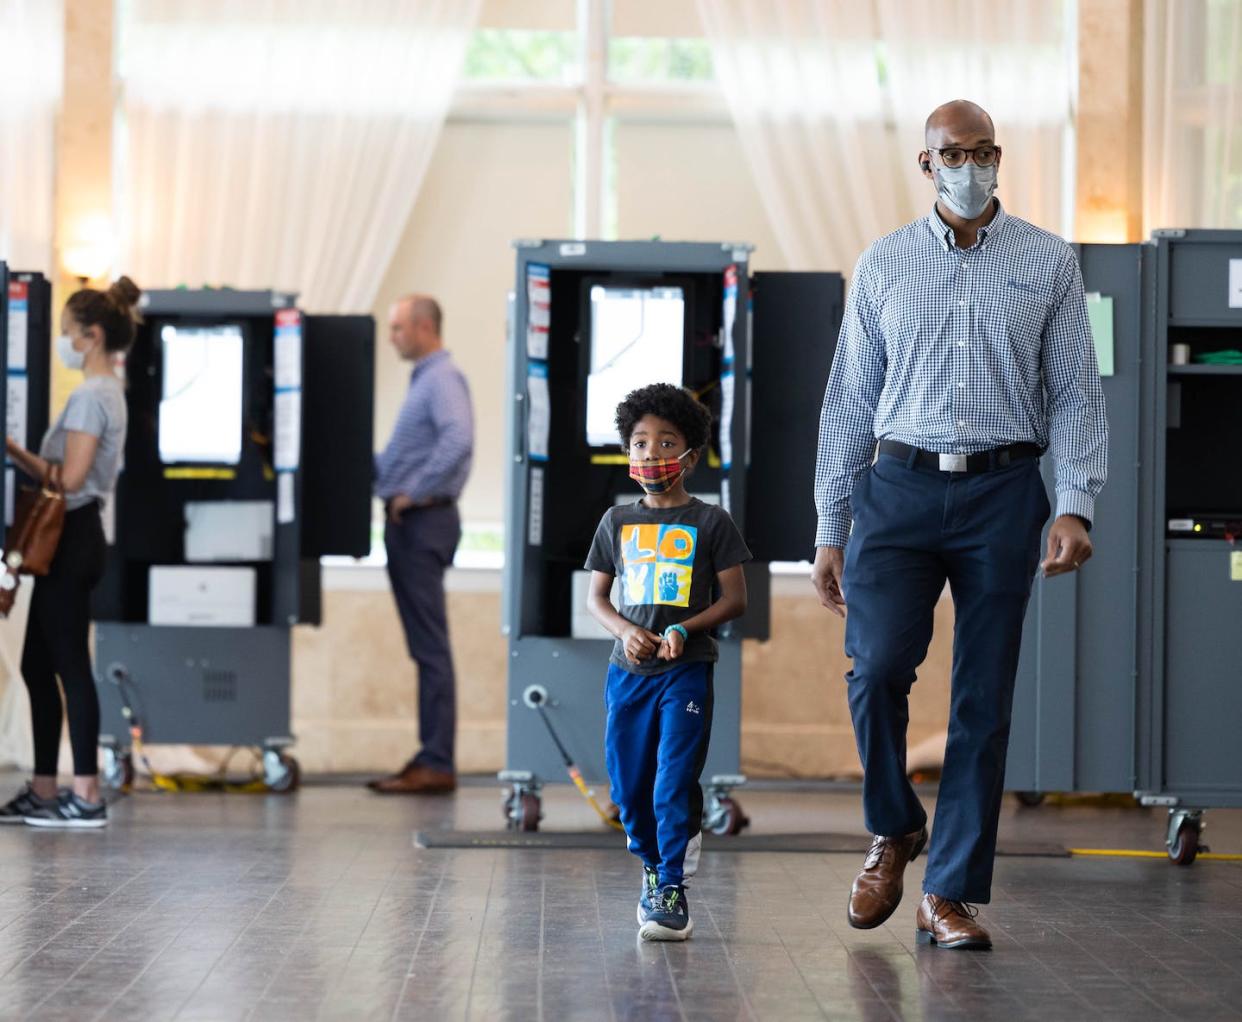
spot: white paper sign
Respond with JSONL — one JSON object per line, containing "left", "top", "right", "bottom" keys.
{"left": 1230, "top": 258, "right": 1242, "bottom": 309}
{"left": 274, "top": 327, "right": 302, "bottom": 389}
{"left": 719, "top": 369, "right": 735, "bottom": 470}
{"left": 5, "top": 375, "right": 26, "bottom": 450}
{"left": 528, "top": 467, "right": 544, "bottom": 546}
{"left": 6, "top": 297, "right": 27, "bottom": 372}
{"left": 4, "top": 468, "right": 13, "bottom": 527}
{"left": 277, "top": 471, "right": 295, "bottom": 524}
{"left": 526, "top": 363, "right": 550, "bottom": 462}
{"left": 274, "top": 390, "right": 302, "bottom": 470}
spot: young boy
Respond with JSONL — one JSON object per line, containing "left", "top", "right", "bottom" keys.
{"left": 584, "top": 383, "right": 751, "bottom": 942}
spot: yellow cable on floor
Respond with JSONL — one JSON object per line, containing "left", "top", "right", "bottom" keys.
{"left": 1069, "top": 848, "right": 1242, "bottom": 861}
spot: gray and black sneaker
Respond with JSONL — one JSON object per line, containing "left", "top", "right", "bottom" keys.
{"left": 639, "top": 884, "right": 693, "bottom": 942}
{"left": 637, "top": 866, "right": 660, "bottom": 925}
{"left": 24, "top": 791, "right": 108, "bottom": 829}
{"left": 0, "top": 784, "right": 43, "bottom": 824}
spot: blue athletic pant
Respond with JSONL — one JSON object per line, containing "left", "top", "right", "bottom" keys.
{"left": 843, "top": 451, "right": 1050, "bottom": 904}
{"left": 604, "top": 661, "right": 713, "bottom": 887}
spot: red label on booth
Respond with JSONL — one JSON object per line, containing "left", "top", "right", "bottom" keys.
{"left": 8, "top": 281, "right": 27, "bottom": 302}
{"left": 275, "top": 308, "right": 301, "bottom": 328}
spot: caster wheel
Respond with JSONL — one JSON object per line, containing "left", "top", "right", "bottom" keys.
{"left": 1015, "top": 791, "right": 1046, "bottom": 808}
{"left": 266, "top": 754, "right": 301, "bottom": 794}
{"left": 103, "top": 751, "right": 135, "bottom": 792}
{"left": 708, "top": 796, "right": 749, "bottom": 837}
{"left": 1169, "top": 820, "right": 1200, "bottom": 866}
{"left": 518, "top": 792, "right": 541, "bottom": 833}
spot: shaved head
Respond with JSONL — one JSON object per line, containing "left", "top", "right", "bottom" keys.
{"left": 389, "top": 292, "right": 445, "bottom": 361}
{"left": 395, "top": 293, "right": 443, "bottom": 337}
{"left": 925, "top": 100, "right": 995, "bottom": 147}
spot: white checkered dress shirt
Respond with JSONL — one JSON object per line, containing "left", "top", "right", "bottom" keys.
{"left": 814, "top": 200, "right": 1108, "bottom": 549}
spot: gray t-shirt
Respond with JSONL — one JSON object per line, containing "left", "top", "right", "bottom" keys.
{"left": 585, "top": 496, "right": 752, "bottom": 675}
{"left": 39, "top": 375, "right": 128, "bottom": 510}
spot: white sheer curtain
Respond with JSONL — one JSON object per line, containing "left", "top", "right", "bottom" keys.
{"left": 117, "top": 0, "right": 482, "bottom": 312}
{"left": 697, "top": 0, "right": 1075, "bottom": 273}
{"left": 0, "top": 0, "right": 63, "bottom": 271}
{"left": 1144, "top": 0, "right": 1242, "bottom": 231}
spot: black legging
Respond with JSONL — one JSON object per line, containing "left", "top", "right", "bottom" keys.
{"left": 21, "top": 503, "right": 107, "bottom": 777}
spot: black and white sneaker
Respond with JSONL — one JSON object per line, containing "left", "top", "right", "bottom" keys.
{"left": 639, "top": 884, "right": 693, "bottom": 942}
{"left": 0, "top": 784, "right": 43, "bottom": 824}
{"left": 637, "top": 866, "right": 660, "bottom": 925}
{"left": 23, "top": 791, "right": 108, "bottom": 829}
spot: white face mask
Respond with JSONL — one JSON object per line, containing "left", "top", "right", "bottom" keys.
{"left": 57, "top": 333, "right": 86, "bottom": 371}
{"left": 932, "top": 161, "right": 998, "bottom": 220}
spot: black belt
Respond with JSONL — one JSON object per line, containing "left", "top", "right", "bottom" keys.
{"left": 877, "top": 440, "right": 1043, "bottom": 474}
{"left": 392, "top": 497, "right": 455, "bottom": 514}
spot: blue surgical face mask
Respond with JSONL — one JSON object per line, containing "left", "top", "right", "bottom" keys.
{"left": 932, "top": 161, "right": 997, "bottom": 220}
{"left": 57, "top": 333, "right": 86, "bottom": 371}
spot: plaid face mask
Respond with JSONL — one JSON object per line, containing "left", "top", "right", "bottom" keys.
{"left": 629, "top": 450, "right": 692, "bottom": 494}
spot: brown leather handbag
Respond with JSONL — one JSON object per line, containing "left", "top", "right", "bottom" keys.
{"left": 0, "top": 465, "right": 67, "bottom": 617}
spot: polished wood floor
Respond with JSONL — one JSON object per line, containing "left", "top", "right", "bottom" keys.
{"left": 0, "top": 774, "right": 1239, "bottom": 1021}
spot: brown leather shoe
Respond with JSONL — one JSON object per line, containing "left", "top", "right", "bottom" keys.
{"left": 847, "top": 825, "right": 928, "bottom": 929}
{"left": 366, "top": 764, "right": 456, "bottom": 795}
{"left": 915, "top": 894, "right": 992, "bottom": 950}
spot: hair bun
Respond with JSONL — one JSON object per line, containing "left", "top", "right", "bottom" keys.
{"left": 107, "top": 275, "right": 142, "bottom": 310}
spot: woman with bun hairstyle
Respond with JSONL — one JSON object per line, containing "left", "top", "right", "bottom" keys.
{"left": 0, "top": 276, "right": 141, "bottom": 829}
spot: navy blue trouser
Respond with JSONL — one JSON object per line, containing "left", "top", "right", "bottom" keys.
{"left": 604, "top": 661, "right": 713, "bottom": 887}
{"left": 385, "top": 504, "right": 462, "bottom": 773}
{"left": 843, "top": 451, "right": 1050, "bottom": 903}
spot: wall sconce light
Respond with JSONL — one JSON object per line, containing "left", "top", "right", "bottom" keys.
{"left": 62, "top": 215, "right": 116, "bottom": 286}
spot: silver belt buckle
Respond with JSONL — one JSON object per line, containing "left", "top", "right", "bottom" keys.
{"left": 938, "top": 453, "right": 968, "bottom": 473}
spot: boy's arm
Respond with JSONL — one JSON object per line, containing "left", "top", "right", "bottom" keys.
{"left": 676, "top": 564, "right": 748, "bottom": 634}
{"left": 586, "top": 570, "right": 661, "bottom": 663}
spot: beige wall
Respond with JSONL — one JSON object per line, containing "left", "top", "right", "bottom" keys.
{"left": 291, "top": 575, "right": 955, "bottom": 778}
{"left": 614, "top": 120, "right": 787, "bottom": 271}
{"left": 372, "top": 119, "right": 574, "bottom": 526}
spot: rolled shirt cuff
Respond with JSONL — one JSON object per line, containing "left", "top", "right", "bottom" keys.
{"left": 1055, "top": 489, "right": 1095, "bottom": 530}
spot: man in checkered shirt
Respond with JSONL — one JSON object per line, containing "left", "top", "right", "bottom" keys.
{"left": 811, "top": 101, "right": 1107, "bottom": 950}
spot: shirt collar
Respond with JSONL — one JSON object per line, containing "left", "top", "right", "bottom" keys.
{"left": 926, "top": 197, "right": 1006, "bottom": 251}
{"left": 409, "top": 348, "right": 449, "bottom": 379}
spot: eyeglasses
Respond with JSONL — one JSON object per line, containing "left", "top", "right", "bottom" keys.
{"left": 929, "top": 145, "right": 1000, "bottom": 168}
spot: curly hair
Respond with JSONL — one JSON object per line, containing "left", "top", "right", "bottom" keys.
{"left": 614, "top": 383, "right": 713, "bottom": 452}
{"left": 65, "top": 275, "right": 143, "bottom": 354}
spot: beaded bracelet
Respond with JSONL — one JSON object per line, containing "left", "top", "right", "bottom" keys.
{"left": 663, "top": 623, "right": 689, "bottom": 642}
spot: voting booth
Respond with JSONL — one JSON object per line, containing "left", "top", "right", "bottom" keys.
{"left": 500, "top": 239, "right": 843, "bottom": 831}
{"left": 3, "top": 267, "right": 52, "bottom": 542}
{"left": 92, "top": 289, "right": 374, "bottom": 790}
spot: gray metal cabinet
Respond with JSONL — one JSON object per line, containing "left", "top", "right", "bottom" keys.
{"left": 1006, "top": 242, "right": 1152, "bottom": 796}
{"left": 1161, "top": 542, "right": 1242, "bottom": 803}
{"left": 1135, "top": 230, "right": 1242, "bottom": 841}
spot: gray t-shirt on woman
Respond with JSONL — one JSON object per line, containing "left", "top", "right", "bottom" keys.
{"left": 39, "top": 375, "right": 128, "bottom": 510}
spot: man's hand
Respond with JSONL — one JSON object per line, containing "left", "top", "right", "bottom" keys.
{"left": 657, "top": 628, "right": 685, "bottom": 661}
{"left": 621, "top": 624, "right": 662, "bottom": 663}
{"left": 812, "top": 546, "right": 847, "bottom": 618}
{"left": 1041, "top": 515, "right": 1093, "bottom": 577}
{"left": 387, "top": 494, "right": 414, "bottom": 523}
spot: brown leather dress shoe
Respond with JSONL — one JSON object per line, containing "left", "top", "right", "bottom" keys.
{"left": 847, "top": 825, "right": 928, "bottom": 929}
{"left": 366, "top": 764, "right": 456, "bottom": 795}
{"left": 915, "top": 894, "right": 992, "bottom": 950}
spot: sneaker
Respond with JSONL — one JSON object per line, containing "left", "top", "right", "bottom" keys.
{"left": 0, "top": 784, "right": 43, "bottom": 824}
{"left": 23, "top": 791, "right": 108, "bottom": 829}
{"left": 637, "top": 866, "right": 660, "bottom": 924}
{"left": 639, "top": 884, "right": 693, "bottom": 942}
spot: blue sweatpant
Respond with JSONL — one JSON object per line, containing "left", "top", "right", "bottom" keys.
{"left": 604, "top": 661, "right": 713, "bottom": 887}
{"left": 843, "top": 451, "right": 1050, "bottom": 904}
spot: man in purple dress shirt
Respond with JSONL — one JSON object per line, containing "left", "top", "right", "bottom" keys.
{"left": 367, "top": 295, "right": 474, "bottom": 795}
